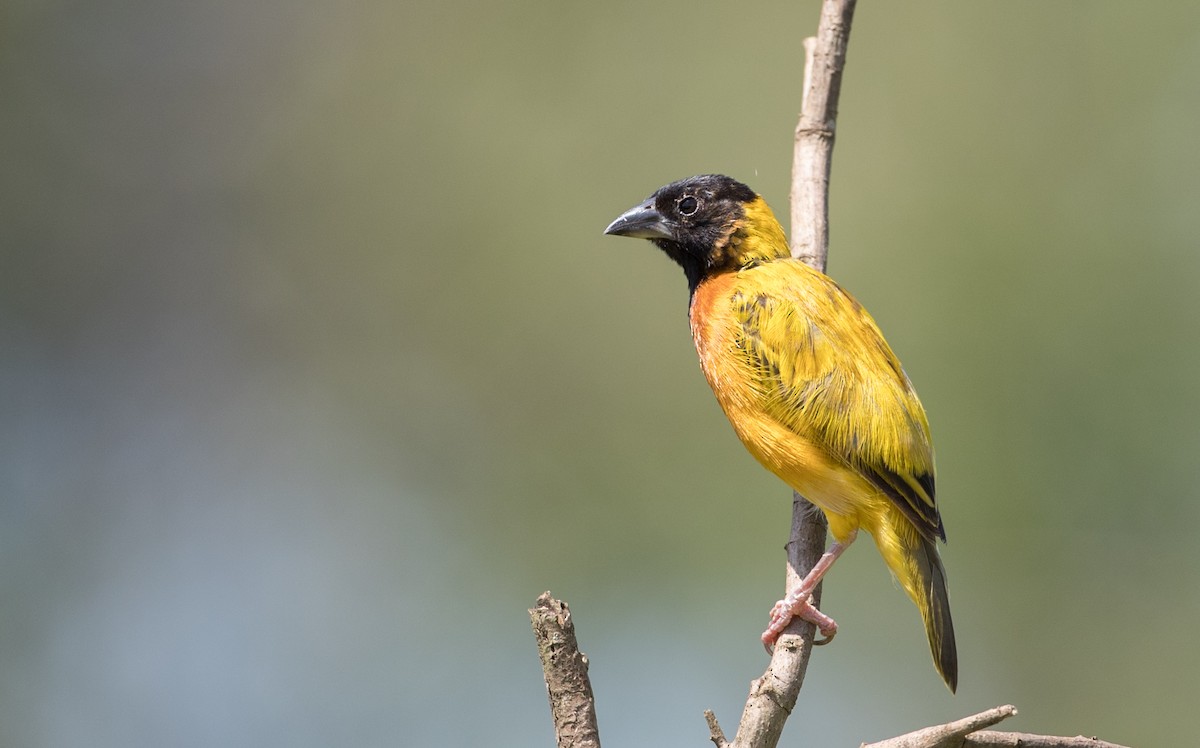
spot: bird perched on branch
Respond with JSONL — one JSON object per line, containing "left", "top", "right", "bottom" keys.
{"left": 604, "top": 174, "right": 957, "bottom": 692}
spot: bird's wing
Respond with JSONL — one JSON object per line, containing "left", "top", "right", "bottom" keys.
{"left": 728, "top": 262, "right": 945, "bottom": 541}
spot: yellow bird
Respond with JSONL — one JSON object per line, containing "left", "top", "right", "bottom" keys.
{"left": 605, "top": 174, "right": 957, "bottom": 691}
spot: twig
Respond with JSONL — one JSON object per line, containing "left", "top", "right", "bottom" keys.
{"left": 860, "top": 705, "right": 1133, "bottom": 748}
{"left": 861, "top": 705, "right": 1019, "bottom": 748}
{"left": 703, "top": 2, "right": 857, "bottom": 746}
{"left": 959, "top": 732, "right": 1132, "bottom": 748}
{"left": 791, "top": 0, "right": 858, "bottom": 270}
{"left": 530, "top": 592, "right": 601, "bottom": 748}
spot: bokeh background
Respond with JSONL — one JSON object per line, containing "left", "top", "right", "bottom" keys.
{"left": 3, "top": 1, "right": 1198, "bottom": 745}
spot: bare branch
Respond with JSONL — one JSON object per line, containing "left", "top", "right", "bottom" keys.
{"left": 705, "top": 709, "right": 730, "bottom": 748}
{"left": 860, "top": 706, "right": 1131, "bottom": 748}
{"left": 530, "top": 592, "right": 601, "bottom": 748}
{"left": 791, "top": 0, "right": 858, "bottom": 271}
{"left": 862, "top": 705, "right": 1019, "bottom": 748}
{"left": 704, "top": 3, "right": 858, "bottom": 746}
{"left": 961, "top": 732, "right": 1132, "bottom": 748}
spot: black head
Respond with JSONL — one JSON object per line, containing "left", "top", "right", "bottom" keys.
{"left": 604, "top": 174, "right": 760, "bottom": 291}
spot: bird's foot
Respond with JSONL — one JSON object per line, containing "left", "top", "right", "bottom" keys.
{"left": 761, "top": 592, "right": 838, "bottom": 653}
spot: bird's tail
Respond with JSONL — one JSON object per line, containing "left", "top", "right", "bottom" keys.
{"left": 882, "top": 518, "right": 958, "bottom": 692}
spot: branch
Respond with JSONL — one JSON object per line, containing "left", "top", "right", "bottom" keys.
{"left": 959, "top": 733, "right": 1132, "bottom": 748}
{"left": 791, "top": 0, "right": 857, "bottom": 271}
{"left": 863, "top": 706, "right": 1018, "bottom": 748}
{"left": 530, "top": 592, "right": 601, "bottom": 748}
{"left": 705, "top": 2, "right": 857, "bottom": 745}
{"left": 861, "top": 705, "right": 1132, "bottom": 748}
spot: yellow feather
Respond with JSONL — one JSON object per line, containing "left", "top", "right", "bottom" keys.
{"left": 689, "top": 195, "right": 957, "bottom": 690}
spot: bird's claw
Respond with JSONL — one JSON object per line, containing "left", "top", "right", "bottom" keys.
{"left": 813, "top": 628, "right": 836, "bottom": 646}
{"left": 760, "top": 592, "right": 838, "bottom": 652}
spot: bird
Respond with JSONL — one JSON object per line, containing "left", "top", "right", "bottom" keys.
{"left": 604, "top": 174, "right": 957, "bottom": 692}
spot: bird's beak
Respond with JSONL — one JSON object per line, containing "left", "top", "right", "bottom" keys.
{"left": 604, "top": 202, "right": 673, "bottom": 240}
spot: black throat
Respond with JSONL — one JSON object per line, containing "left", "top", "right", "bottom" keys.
{"left": 652, "top": 238, "right": 708, "bottom": 295}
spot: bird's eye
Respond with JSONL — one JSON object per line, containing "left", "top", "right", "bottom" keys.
{"left": 677, "top": 195, "right": 699, "bottom": 216}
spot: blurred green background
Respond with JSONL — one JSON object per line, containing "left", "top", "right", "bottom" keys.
{"left": 3, "top": 1, "right": 1198, "bottom": 745}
